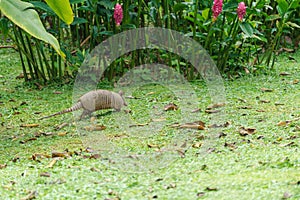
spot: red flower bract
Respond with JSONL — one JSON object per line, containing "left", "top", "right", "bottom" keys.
{"left": 237, "top": 2, "right": 246, "bottom": 21}
{"left": 212, "top": 0, "right": 223, "bottom": 21}
{"left": 113, "top": 3, "right": 123, "bottom": 26}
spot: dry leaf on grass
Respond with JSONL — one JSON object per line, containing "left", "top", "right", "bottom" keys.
{"left": 259, "top": 99, "right": 270, "bottom": 103}
{"left": 46, "top": 159, "right": 58, "bottom": 168}
{"left": 57, "top": 132, "right": 68, "bottom": 136}
{"left": 0, "top": 163, "right": 7, "bottom": 169}
{"left": 55, "top": 123, "right": 68, "bottom": 130}
{"left": 20, "top": 124, "right": 39, "bottom": 128}
{"left": 164, "top": 103, "right": 178, "bottom": 111}
{"left": 239, "top": 127, "right": 256, "bottom": 136}
{"left": 40, "top": 172, "right": 51, "bottom": 177}
{"left": 84, "top": 125, "right": 106, "bottom": 131}
{"left": 205, "top": 109, "right": 220, "bottom": 114}
{"left": 171, "top": 121, "right": 205, "bottom": 130}
{"left": 52, "top": 151, "right": 70, "bottom": 158}
{"left": 206, "top": 103, "right": 226, "bottom": 109}
{"left": 261, "top": 88, "right": 273, "bottom": 92}
{"left": 20, "top": 137, "right": 37, "bottom": 144}
{"left": 277, "top": 118, "right": 300, "bottom": 126}
{"left": 129, "top": 123, "right": 149, "bottom": 128}
{"left": 279, "top": 72, "right": 291, "bottom": 76}
{"left": 20, "top": 190, "right": 37, "bottom": 200}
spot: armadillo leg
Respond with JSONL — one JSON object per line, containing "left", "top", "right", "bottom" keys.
{"left": 80, "top": 109, "right": 92, "bottom": 120}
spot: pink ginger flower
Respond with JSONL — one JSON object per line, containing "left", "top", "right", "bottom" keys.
{"left": 237, "top": 2, "right": 246, "bottom": 21}
{"left": 113, "top": 3, "right": 123, "bottom": 26}
{"left": 212, "top": 0, "right": 223, "bottom": 21}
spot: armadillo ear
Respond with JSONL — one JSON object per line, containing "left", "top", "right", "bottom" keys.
{"left": 118, "top": 90, "right": 124, "bottom": 96}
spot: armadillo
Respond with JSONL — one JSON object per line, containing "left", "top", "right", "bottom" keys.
{"left": 39, "top": 90, "right": 127, "bottom": 120}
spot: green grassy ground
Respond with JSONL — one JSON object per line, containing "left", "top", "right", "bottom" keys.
{"left": 0, "top": 48, "right": 299, "bottom": 199}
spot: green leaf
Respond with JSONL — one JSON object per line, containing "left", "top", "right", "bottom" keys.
{"left": 276, "top": 0, "right": 289, "bottom": 15}
{"left": 71, "top": 17, "right": 88, "bottom": 25}
{"left": 173, "top": 3, "right": 188, "bottom": 13}
{"left": 0, "top": 0, "right": 65, "bottom": 57}
{"left": 286, "top": 21, "right": 300, "bottom": 28}
{"left": 202, "top": 8, "right": 210, "bottom": 20}
{"left": 30, "top": 1, "right": 55, "bottom": 15}
{"left": 45, "top": 0, "right": 74, "bottom": 25}
{"left": 266, "top": 14, "right": 281, "bottom": 21}
{"left": 239, "top": 22, "right": 254, "bottom": 37}
{"left": 289, "top": 0, "right": 300, "bottom": 9}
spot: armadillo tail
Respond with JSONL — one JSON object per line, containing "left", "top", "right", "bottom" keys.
{"left": 39, "top": 102, "right": 82, "bottom": 120}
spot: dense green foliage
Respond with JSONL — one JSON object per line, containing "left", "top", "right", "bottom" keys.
{"left": 0, "top": 0, "right": 300, "bottom": 82}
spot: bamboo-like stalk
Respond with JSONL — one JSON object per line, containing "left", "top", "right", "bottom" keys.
{"left": 17, "top": 27, "right": 35, "bottom": 80}
{"left": 12, "top": 26, "right": 29, "bottom": 81}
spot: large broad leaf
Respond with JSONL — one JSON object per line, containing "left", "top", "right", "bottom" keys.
{"left": 45, "top": 0, "right": 74, "bottom": 25}
{"left": 239, "top": 22, "right": 254, "bottom": 37}
{"left": 0, "top": 0, "right": 65, "bottom": 58}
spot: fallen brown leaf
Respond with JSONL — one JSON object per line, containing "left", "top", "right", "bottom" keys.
{"left": 191, "top": 108, "right": 201, "bottom": 113}
{"left": 278, "top": 118, "right": 300, "bottom": 127}
{"left": 20, "top": 124, "right": 39, "bottom": 128}
{"left": 238, "top": 106, "right": 252, "bottom": 109}
{"left": 40, "top": 172, "right": 51, "bottom": 177}
{"left": 259, "top": 99, "right": 270, "bottom": 103}
{"left": 84, "top": 125, "right": 106, "bottom": 131}
{"left": 20, "top": 137, "right": 37, "bottom": 144}
{"left": 90, "top": 167, "right": 100, "bottom": 172}
{"left": 293, "top": 79, "right": 299, "bottom": 84}
{"left": 53, "top": 91, "right": 62, "bottom": 94}
{"left": 55, "top": 123, "right": 68, "bottom": 130}
{"left": 12, "top": 156, "right": 20, "bottom": 162}
{"left": 192, "top": 142, "right": 202, "bottom": 148}
{"left": 164, "top": 103, "right": 178, "bottom": 111}
{"left": 46, "top": 159, "right": 57, "bottom": 168}
{"left": 206, "top": 103, "right": 226, "bottom": 109}
{"left": 165, "top": 183, "right": 176, "bottom": 189}
{"left": 197, "top": 192, "right": 205, "bottom": 197}
{"left": 205, "top": 109, "right": 220, "bottom": 114}
{"left": 205, "top": 187, "right": 218, "bottom": 191}
{"left": 16, "top": 73, "right": 25, "bottom": 79}
{"left": 279, "top": 72, "right": 291, "bottom": 76}
{"left": 129, "top": 123, "right": 149, "bottom": 128}
{"left": 261, "top": 87, "right": 273, "bottom": 92}
{"left": 35, "top": 82, "right": 43, "bottom": 90}
{"left": 152, "top": 118, "right": 166, "bottom": 122}
{"left": 224, "top": 142, "right": 237, "bottom": 150}
{"left": 217, "top": 132, "right": 227, "bottom": 138}
{"left": 57, "top": 132, "right": 67, "bottom": 136}
{"left": 89, "top": 154, "right": 101, "bottom": 159}
{"left": 32, "top": 153, "right": 51, "bottom": 161}
{"left": 0, "top": 163, "right": 7, "bottom": 169}
{"left": 146, "top": 92, "right": 155, "bottom": 95}
{"left": 172, "top": 121, "right": 205, "bottom": 130}
{"left": 147, "top": 143, "right": 160, "bottom": 148}
{"left": 280, "top": 142, "right": 296, "bottom": 147}
{"left": 20, "top": 190, "right": 37, "bottom": 200}
{"left": 238, "top": 98, "right": 247, "bottom": 103}
{"left": 239, "top": 127, "right": 256, "bottom": 136}
{"left": 52, "top": 151, "right": 69, "bottom": 158}
{"left": 208, "top": 121, "right": 231, "bottom": 128}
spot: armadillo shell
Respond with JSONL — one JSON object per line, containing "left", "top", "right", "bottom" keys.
{"left": 79, "top": 90, "right": 124, "bottom": 111}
